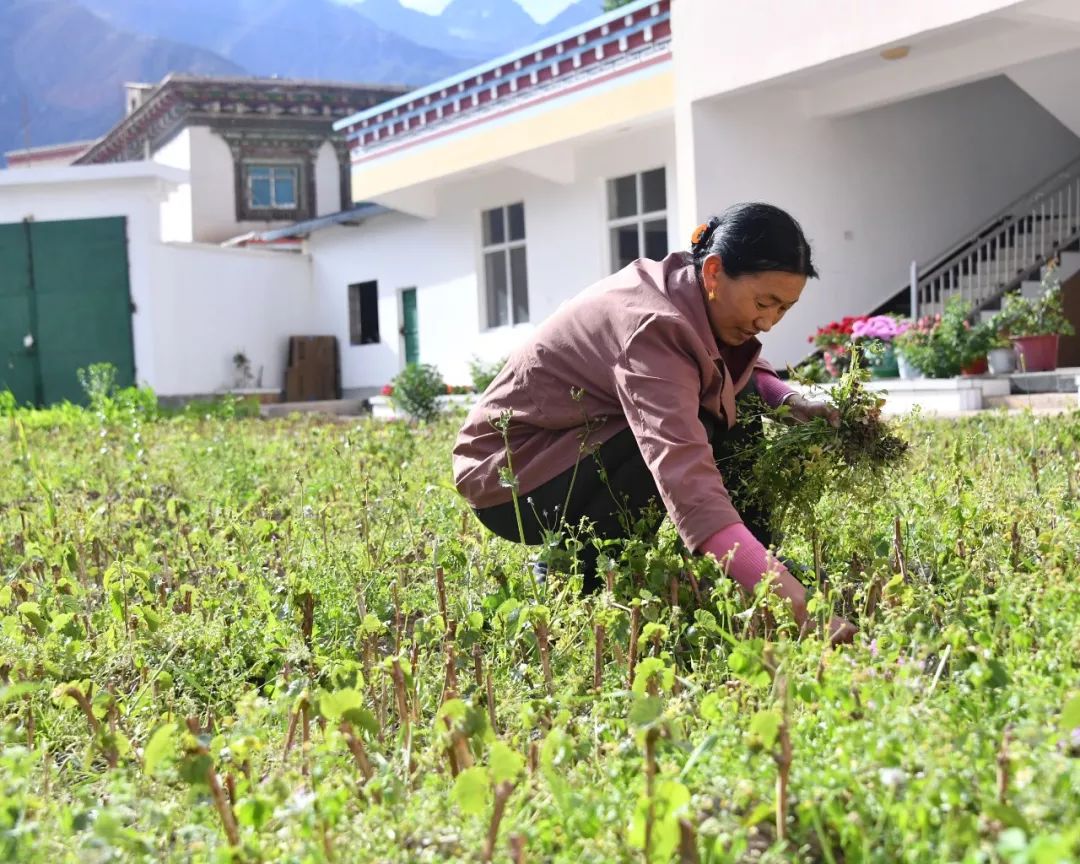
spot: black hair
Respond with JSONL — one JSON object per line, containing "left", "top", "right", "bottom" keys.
{"left": 689, "top": 202, "right": 818, "bottom": 280}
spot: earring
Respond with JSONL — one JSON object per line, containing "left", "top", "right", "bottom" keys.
{"left": 707, "top": 289, "right": 717, "bottom": 301}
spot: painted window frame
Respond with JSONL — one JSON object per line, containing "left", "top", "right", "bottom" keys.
{"left": 480, "top": 202, "right": 529, "bottom": 330}
{"left": 606, "top": 167, "right": 668, "bottom": 273}
{"left": 245, "top": 163, "right": 301, "bottom": 210}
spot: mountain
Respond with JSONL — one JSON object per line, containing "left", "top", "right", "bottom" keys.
{"left": 0, "top": 0, "right": 241, "bottom": 161}
{"left": 80, "top": 0, "right": 470, "bottom": 84}
{"left": 355, "top": 0, "right": 493, "bottom": 60}
{"left": 437, "top": 0, "right": 540, "bottom": 57}
{"left": 537, "top": 0, "right": 604, "bottom": 38}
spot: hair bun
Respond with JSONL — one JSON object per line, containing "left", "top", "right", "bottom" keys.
{"left": 690, "top": 216, "right": 721, "bottom": 254}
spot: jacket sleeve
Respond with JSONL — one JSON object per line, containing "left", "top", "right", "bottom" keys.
{"left": 751, "top": 358, "right": 795, "bottom": 408}
{"left": 612, "top": 315, "right": 743, "bottom": 551}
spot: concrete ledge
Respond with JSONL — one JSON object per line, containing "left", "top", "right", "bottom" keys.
{"left": 260, "top": 398, "right": 367, "bottom": 418}
{"left": 792, "top": 375, "right": 1012, "bottom": 415}
{"left": 370, "top": 393, "right": 477, "bottom": 420}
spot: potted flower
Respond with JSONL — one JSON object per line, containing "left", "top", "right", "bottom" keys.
{"left": 810, "top": 316, "right": 865, "bottom": 377}
{"left": 993, "top": 259, "right": 1075, "bottom": 372}
{"left": 894, "top": 298, "right": 989, "bottom": 378}
{"left": 851, "top": 315, "right": 908, "bottom": 378}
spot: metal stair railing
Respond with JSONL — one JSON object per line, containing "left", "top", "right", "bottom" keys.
{"left": 912, "top": 153, "right": 1080, "bottom": 318}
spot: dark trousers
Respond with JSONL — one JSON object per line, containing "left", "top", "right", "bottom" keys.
{"left": 474, "top": 404, "right": 771, "bottom": 594}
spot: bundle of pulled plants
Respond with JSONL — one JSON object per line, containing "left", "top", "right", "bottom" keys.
{"left": 722, "top": 351, "right": 909, "bottom": 536}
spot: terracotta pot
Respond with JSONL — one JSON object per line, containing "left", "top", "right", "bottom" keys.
{"left": 960, "top": 356, "right": 989, "bottom": 376}
{"left": 1011, "top": 334, "right": 1059, "bottom": 373}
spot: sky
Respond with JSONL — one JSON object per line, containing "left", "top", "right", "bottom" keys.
{"left": 398, "top": 0, "right": 578, "bottom": 23}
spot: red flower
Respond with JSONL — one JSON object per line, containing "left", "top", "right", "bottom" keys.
{"left": 381, "top": 384, "right": 393, "bottom": 396}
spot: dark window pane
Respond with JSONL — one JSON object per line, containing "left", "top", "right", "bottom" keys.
{"left": 274, "top": 172, "right": 296, "bottom": 208}
{"left": 510, "top": 246, "right": 529, "bottom": 324}
{"left": 643, "top": 218, "right": 668, "bottom": 261}
{"left": 250, "top": 177, "right": 271, "bottom": 208}
{"left": 348, "top": 284, "right": 362, "bottom": 345}
{"left": 507, "top": 202, "right": 526, "bottom": 241}
{"left": 609, "top": 174, "right": 637, "bottom": 219}
{"left": 483, "top": 207, "right": 505, "bottom": 246}
{"left": 485, "top": 250, "right": 508, "bottom": 327}
{"left": 611, "top": 225, "right": 639, "bottom": 272}
{"left": 360, "top": 281, "right": 379, "bottom": 344}
{"left": 641, "top": 168, "right": 666, "bottom": 214}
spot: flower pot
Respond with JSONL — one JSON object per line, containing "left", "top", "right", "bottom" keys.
{"left": 960, "top": 356, "right": 989, "bottom": 376}
{"left": 897, "top": 353, "right": 923, "bottom": 380}
{"left": 868, "top": 342, "right": 899, "bottom": 379}
{"left": 1011, "top": 334, "right": 1059, "bottom": 372}
{"left": 986, "top": 347, "right": 1016, "bottom": 376}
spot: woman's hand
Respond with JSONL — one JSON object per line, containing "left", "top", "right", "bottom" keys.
{"left": 827, "top": 616, "right": 858, "bottom": 647}
{"left": 783, "top": 393, "right": 840, "bottom": 428}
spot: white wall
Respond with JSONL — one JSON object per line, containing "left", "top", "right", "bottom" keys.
{"left": 314, "top": 141, "right": 342, "bottom": 217}
{"left": 1008, "top": 47, "right": 1080, "bottom": 138}
{"left": 151, "top": 243, "right": 314, "bottom": 396}
{"left": 183, "top": 127, "right": 343, "bottom": 243}
{"left": 153, "top": 129, "right": 194, "bottom": 243}
{"left": 673, "top": 0, "right": 1022, "bottom": 105}
{"left": 0, "top": 163, "right": 186, "bottom": 391}
{"left": 309, "top": 123, "right": 677, "bottom": 392}
{"left": 687, "top": 75, "right": 1080, "bottom": 369}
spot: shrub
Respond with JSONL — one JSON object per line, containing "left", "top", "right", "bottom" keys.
{"left": 895, "top": 297, "right": 992, "bottom": 377}
{"left": 390, "top": 363, "right": 446, "bottom": 422}
{"left": 467, "top": 355, "right": 507, "bottom": 394}
{"left": 994, "top": 260, "right": 1076, "bottom": 339}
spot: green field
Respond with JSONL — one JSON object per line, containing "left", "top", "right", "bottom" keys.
{"left": 1, "top": 396, "right": 1078, "bottom": 863}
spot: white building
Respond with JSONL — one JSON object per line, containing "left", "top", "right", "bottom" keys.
{"left": 3, "top": 0, "right": 1080, "bottom": 402}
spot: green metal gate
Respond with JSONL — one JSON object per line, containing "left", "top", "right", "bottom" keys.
{"left": 0, "top": 217, "right": 134, "bottom": 407}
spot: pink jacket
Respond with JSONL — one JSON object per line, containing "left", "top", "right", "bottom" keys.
{"left": 452, "top": 252, "right": 790, "bottom": 552}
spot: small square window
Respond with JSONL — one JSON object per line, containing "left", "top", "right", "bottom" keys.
{"left": 245, "top": 164, "right": 299, "bottom": 210}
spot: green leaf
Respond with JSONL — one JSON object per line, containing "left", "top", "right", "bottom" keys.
{"left": 489, "top": 741, "right": 524, "bottom": 785}
{"left": 749, "top": 709, "right": 782, "bottom": 750}
{"left": 632, "top": 657, "right": 673, "bottom": 695}
{"left": 629, "top": 695, "right": 664, "bottom": 729}
{"left": 17, "top": 602, "right": 48, "bottom": 636}
{"left": 143, "top": 722, "right": 177, "bottom": 776}
{"left": 1061, "top": 693, "right": 1080, "bottom": 731}
{"left": 451, "top": 766, "right": 490, "bottom": 816}
{"left": 235, "top": 796, "right": 273, "bottom": 830}
{"left": 318, "top": 688, "right": 364, "bottom": 723}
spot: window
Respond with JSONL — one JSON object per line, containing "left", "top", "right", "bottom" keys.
{"left": 607, "top": 167, "right": 668, "bottom": 272}
{"left": 245, "top": 164, "right": 299, "bottom": 210}
{"left": 481, "top": 202, "right": 529, "bottom": 328}
{"left": 348, "top": 281, "right": 380, "bottom": 345}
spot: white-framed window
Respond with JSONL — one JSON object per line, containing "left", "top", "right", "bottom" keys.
{"left": 607, "top": 167, "right": 668, "bottom": 272}
{"left": 481, "top": 202, "right": 529, "bottom": 328}
{"left": 245, "top": 164, "right": 299, "bottom": 210}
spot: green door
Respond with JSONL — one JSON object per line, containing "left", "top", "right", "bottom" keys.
{"left": 0, "top": 217, "right": 134, "bottom": 407}
{"left": 31, "top": 218, "right": 135, "bottom": 405}
{"left": 0, "top": 223, "right": 39, "bottom": 406}
{"left": 401, "top": 288, "right": 419, "bottom": 366}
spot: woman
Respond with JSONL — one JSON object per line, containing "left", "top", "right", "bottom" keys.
{"left": 453, "top": 203, "right": 856, "bottom": 645}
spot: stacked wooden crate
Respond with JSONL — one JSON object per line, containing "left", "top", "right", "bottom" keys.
{"left": 283, "top": 336, "right": 340, "bottom": 402}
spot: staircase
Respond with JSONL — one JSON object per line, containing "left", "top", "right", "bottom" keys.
{"left": 872, "top": 153, "right": 1080, "bottom": 320}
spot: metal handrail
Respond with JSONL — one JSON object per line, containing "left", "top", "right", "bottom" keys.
{"left": 913, "top": 153, "right": 1080, "bottom": 316}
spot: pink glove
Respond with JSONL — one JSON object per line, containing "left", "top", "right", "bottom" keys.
{"left": 699, "top": 522, "right": 808, "bottom": 626}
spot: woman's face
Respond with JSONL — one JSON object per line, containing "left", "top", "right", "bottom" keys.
{"left": 701, "top": 254, "right": 806, "bottom": 346}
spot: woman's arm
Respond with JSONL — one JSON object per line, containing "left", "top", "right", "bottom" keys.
{"left": 699, "top": 522, "right": 856, "bottom": 645}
